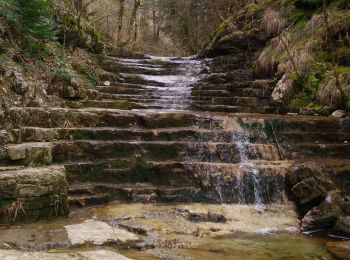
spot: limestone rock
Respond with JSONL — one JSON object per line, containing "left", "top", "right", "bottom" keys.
{"left": 65, "top": 220, "right": 139, "bottom": 246}
{"left": 272, "top": 74, "right": 294, "bottom": 103}
{"left": 0, "top": 250, "right": 131, "bottom": 260}
{"left": 11, "top": 72, "right": 29, "bottom": 95}
{"left": 335, "top": 216, "right": 350, "bottom": 236}
{"left": 301, "top": 191, "right": 344, "bottom": 230}
{"left": 291, "top": 177, "right": 333, "bottom": 204}
{"left": 6, "top": 142, "right": 53, "bottom": 165}
{"left": 288, "top": 167, "right": 335, "bottom": 204}
{"left": 331, "top": 110, "right": 347, "bottom": 118}
{"left": 327, "top": 241, "right": 350, "bottom": 260}
{"left": 0, "top": 166, "right": 69, "bottom": 223}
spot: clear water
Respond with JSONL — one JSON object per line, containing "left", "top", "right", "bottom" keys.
{"left": 121, "top": 233, "right": 334, "bottom": 260}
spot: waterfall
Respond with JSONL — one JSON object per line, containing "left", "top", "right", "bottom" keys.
{"left": 232, "top": 131, "right": 266, "bottom": 211}
{"left": 145, "top": 56, "right": 205, "bottom": 111}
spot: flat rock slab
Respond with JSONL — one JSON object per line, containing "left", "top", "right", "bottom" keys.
{"left": 0, "top": 250, "right": 131, "bottom": 260}
{"left": 65, "top": 220, "right": 139, "bottom": 246}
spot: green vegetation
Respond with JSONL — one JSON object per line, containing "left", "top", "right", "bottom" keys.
{"left": 0, "top": 0, "right": 55, "bottom": 55}
{"left": 208, "top": 0, "right": 350, "bottom": 113}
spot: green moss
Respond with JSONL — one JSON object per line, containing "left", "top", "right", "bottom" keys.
{"left": 337, "top": 66, "right": 350, "bottom": 75}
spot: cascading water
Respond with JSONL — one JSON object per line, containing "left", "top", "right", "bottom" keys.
{"left": 232, "top": 131, "right": 266, "bottom": 211}
{"left": 117, "top": 55, "right": 207, "bottom": 111}
{"left": 147, "top": 57, "right": 205, "bottom": 111}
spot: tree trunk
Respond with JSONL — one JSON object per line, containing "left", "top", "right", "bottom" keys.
{"left": 116, "top": 0, "right": 125, "bottom": 45}
{"left": 127, "top": 0, "right": 140, "bottom": 44}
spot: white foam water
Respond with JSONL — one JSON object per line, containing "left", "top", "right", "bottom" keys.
{"left": 232, "top": 132, "right": 266, "bottom": 211}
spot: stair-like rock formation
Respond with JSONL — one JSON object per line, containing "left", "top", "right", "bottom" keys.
{"left": 1, "top": 52, "right": 349, "bottom": 224}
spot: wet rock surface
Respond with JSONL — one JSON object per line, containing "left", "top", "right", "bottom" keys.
{"left": 65, "top": 220, "right": 139, "bottom": 246}
{"left": 0, "top": 203, "right": 298, "bottom": 254}
{"left": 327, "top": 241, "right": 350, "bottom": 260}
{"left": 0, "top": 250, "right": 131, "bottom": 260}
{"left": 0, "top": 203, "right": 337, "bottom": 259}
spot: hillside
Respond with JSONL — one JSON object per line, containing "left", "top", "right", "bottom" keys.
{"left": 202, "top": 0, "right": 350, "bottom": 116}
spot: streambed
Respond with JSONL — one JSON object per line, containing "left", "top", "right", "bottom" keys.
{"left": 0, "top": 203, "right": 338, "bottom": 259}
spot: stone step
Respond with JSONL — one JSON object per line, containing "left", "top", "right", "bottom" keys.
{"left": 63, "top": 158, "right": 132, "bottom": 183}
{"left": 51, "top": 140, "right": 280, "bottom": 164}
{"left": 108, "top": 82, "right": 163, "bottom": 89}
{"left": 0, "top": 166, "right": 69, "bottom": 223}
{"left": 278, "top": 131, "right": 350, "bottom": 144}
{"left": 201, "top": 97, "right": 271, "bottom": 106}
{"left": 119, "top": 74, "right": 167, "bottom": 87}
{"left": 7, "top": 107, "right": 350, "bottom": 132}
{"left": 199, "top": 70, "right": 254, "bottom": 83}
{"left": 193, "top": 104, "right": 274, "bottom": 114}
{"left": 7, "top": 107, "right": 197, "bottom": 129}
{"left": 282, "top": 143, "right": 350, "bottom": 160}
{"left": 69, "top": 193, "right": 111, "bottom": 207}
{"left": 104, "top": 55, "right": 179, "bottom": 67}
{"left": 191, "top": 88, "right": 272, "bottom": 98}
{"left": 193, "top": 80, "right": 275, "bottom": 91}
{"left": 15, "top": 127, "right": 217, "bottom": 142}
{"left": 14, "top": 126, "right": 272, "bottom": 145}
{"left": 0, "top": 142, "right": 53, "bottom": 166}
{"left": 66, "top": 100, "right": 133, "bottom": 110}
{"left": 100, "top": 60, "right": 173, "bottom": 75}
{"left": 63, "top": 159, "right": 290, "bottom": 191}
{"left": 270, "top": 116, "right": 350, "bottom": 133}
{"left": 100, "top": 93, "right": 272, "bottom": 104}
{"left": 96, "top": 85, "right": 153, "bottom": 95}
{"left": 69, "top": 182, "right": 197, "bottom": 203}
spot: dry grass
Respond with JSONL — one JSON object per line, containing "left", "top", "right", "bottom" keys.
{"left": 258, "top": 48, "right": 276, "bottom": 73}
{"left": 62, "top": 120, "right": 74, "bottom": 128}
{"left": 306, "top": 14, "right": 324, "bottom": 31}
{"left": 263, "top": 9, "right": 286, "bottom": 37}
{"left": 294, "top": 49, "right": 314, "bottom": 72}
{"left": 271, "top": 32, "right": 290, "bottom": 53}
{"left": 316, "top": 78, "right": 342, "bottom": 107}
{"left": 3, "top": 201, "right": 25, "bottom": 221}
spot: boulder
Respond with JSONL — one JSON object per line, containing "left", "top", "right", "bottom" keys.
{"left": 0, "top": 166, "right": 69, "bottom": 224}
{"left": 272, "top": 74, "right": 294, "bottom": 103}
{"left": 11, "top": 72, "right": 29, "bottom": 95}
{"left": 301, "top": 191, "right": 344, "bottom": 230}
{"left": 335, "top": 216, "right": 350, "bottom": 236}
{"left": 327, "top": 241, "right": 350, "bottom": 260}
{"left": 288, "top": 166, "right": 335, "bottom": 204}
{"left": 331, "top": 110, "right": 347, "bottom": 118}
